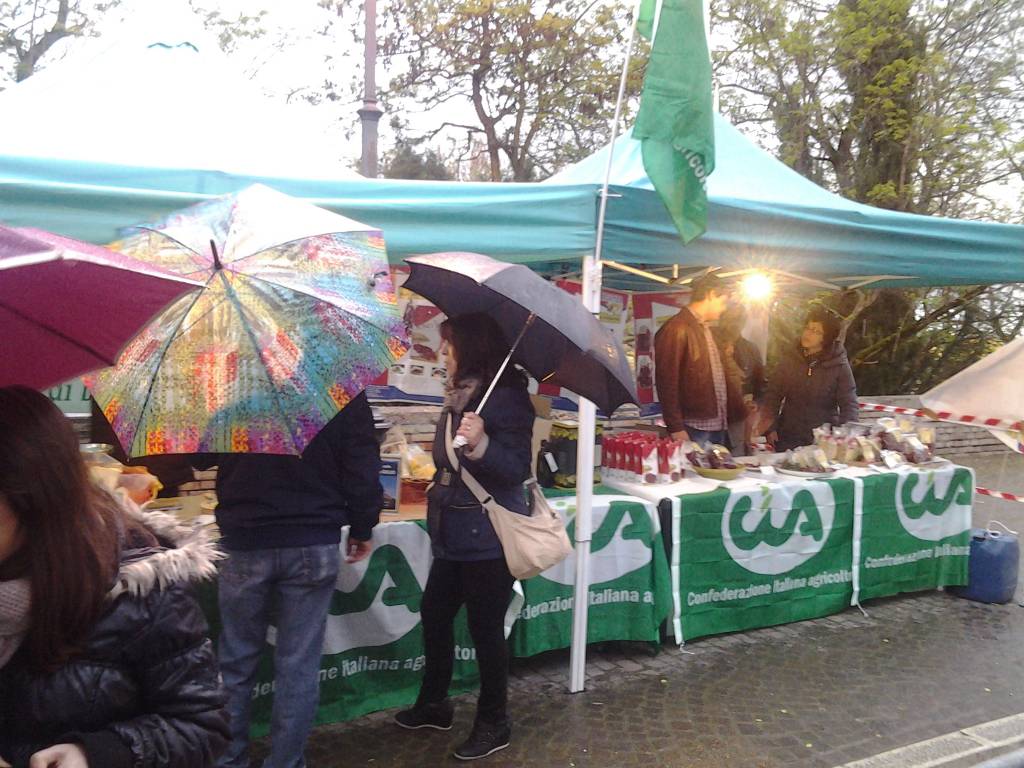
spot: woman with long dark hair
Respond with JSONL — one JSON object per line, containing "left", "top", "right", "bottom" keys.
{"left": 0, "top": 386, "right": 228, "bottom": 768}
{"left": 394, "top": 313, "right": 534, "bottom": 761}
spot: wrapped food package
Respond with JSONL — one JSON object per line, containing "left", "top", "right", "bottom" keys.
{"left": 786, "top": 445, "right": 831, "bottom": 472}
{"left": 657, "top": 440, "right": 671, "bottom": 484}
{"left": 880, "top": 429, "right": 905, "bottom": 452}
{"left": 816, "top": 430, "right": 838, "bottom": 461}
{"left": 405, "top": 444, "right": 436, "bottom": 480}
{"left": 707, "top": 444, "right": 738, "bottom": 469}
{"left": 687, "top": 442, "right": 712, "bottom": 469}
{"left": 811, "top": 446, "right": 830, "bottom": 469}
{"left": 668, "top": 441, "right": 684, "bottom": 482}
{"left": 880, "top": 449, "right": 906, "bottom": 468}
{"left": 117, "top": 469, "right": 163, "bottom": 505}
{"left": 856, "top": 435, "right": 879, "bottom": 464}
{"left": 897, "top": 415, "right": 916, "bottom": 434}
{"left": 641, "top": 440, "right": 659, "bottom": 484}
{"left": 903, "top": 435, "right": 932, "bottom": 464}
{"left": 916, "top": 424, "right": 936, "bottom": 448}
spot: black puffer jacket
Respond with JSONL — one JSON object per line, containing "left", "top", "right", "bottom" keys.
{"left": 0, "top": 502, "right": 228, "bottom": 768}
{"left": 762, "top": 340, "right": 859, "bottom": 451}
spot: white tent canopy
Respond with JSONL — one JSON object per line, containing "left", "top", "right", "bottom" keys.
{"left": 0, "top": 11, "right": 359, "bottom": 180}
{"left": 922, "top": 336, "right": 1024, "bottom": 452}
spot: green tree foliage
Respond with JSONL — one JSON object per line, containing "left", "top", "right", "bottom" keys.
{"left": 382, "top": 138, "right": 455, "bottom": 180}
{"left": 713, "top": 0, "right": 1024, "bottom": 394}
{"left": 712, "top": 0, "right": 1022, "bottom": 217}
{"left": 188, "top": 2, "right": 268, "bottom": 54}
{"left": 1, "top": 1, "right": 271, "bottom": 90}
{"left": 0, "top": 0, "right": 119, "bottom": 86}
{"left": 374, "top": 0, "right": 646, "bottom": 181}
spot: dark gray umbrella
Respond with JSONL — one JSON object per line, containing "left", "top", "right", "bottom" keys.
{"left": 403, "top": 252, "right": 638, "bottom": 414}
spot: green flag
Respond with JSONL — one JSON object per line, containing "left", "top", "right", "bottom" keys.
{"left": 635, "top": 0, "right": 715, "bottom": 243}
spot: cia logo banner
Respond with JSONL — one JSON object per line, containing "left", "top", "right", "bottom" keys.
{"left": 721, "top": 482, "right": 836, "bottom": 576}
{"left": 858, "top": 466, "right": 972, "bottom": 602}
{"left": 675, "top": 479, "right": 854, "bottom": 643}
{"left": 510, "top": 495, "right": 672, "bottom": 657}
{"left": 894, "top": 467, "right": 973, "bottom": 542}
{"left": 541, "top": 495, "right": 659, "bottom": 586}
{"left": 325, "top": 524, "right": 432, "bottom": 654}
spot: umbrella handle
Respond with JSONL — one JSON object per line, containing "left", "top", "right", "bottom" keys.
{"left": 451, "top": 313, "right": 538, "bottom": 449}
{"left": 210, "top": 239, "right": 223, "bottom": 271}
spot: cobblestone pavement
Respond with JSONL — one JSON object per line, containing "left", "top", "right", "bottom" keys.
{"left": 258, "top": 453, "right": 1024, "bottom": 768}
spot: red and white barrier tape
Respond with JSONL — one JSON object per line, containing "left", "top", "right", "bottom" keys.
{"left": 858, "top": 401, "right": 1024, "bottom": 499}
{"left": 977, "top": 487, "right": 1024, "bottom": 504}
{"left": 858, "top": 401, "right": 1024, "bottom": 433}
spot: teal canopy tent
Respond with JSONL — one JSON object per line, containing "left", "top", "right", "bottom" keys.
{"left": 545, "top": 117, "right": 1024, "bottom": 288}
{"left": 0, "top": 157, "right": 599, "bottom": 266}
{"left": 0, "top": 28, "right": 1021, "bottom": 287}
{"left": 0, "top": 27, "right": 595, "bottom": 269}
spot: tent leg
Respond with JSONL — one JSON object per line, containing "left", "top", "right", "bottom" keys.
{"left": 569, "top": 397, "right": 596, "bottom": 693}
{"left": 569, "top": 0, "right": 642, "bottom": 695}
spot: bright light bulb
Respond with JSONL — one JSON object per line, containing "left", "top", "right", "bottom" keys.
{"left": 741, "top": 271, "right": 773, "bottom": 301}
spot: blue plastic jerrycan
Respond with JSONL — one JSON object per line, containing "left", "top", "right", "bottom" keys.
{"left": 950, "top": 523, "right": 1019, "bottom": 604}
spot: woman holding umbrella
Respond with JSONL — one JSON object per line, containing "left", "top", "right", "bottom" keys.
{"left": 394, "top": 313, "right": 534, "bottom": 761}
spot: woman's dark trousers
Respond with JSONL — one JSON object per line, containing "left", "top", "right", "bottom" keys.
{"left": 417, "top": 557, "right": 515, "bottom": 725}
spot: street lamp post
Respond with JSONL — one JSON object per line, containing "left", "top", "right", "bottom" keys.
{"left": 358, "top": 0, "right": 383, "bottom": 177}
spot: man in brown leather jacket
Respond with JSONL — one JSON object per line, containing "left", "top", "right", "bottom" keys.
{"left": 654, "top": 274, "right": 747, "bottom": 447}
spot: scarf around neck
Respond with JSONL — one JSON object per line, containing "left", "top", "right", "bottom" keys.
{"left": 0, "top": 578, "right": 30, "bottom": 669}
{"left": 444, "top": 375, "right": 484, "bottom": 415}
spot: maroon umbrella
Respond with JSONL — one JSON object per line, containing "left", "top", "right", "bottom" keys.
{"left": 0, "top": 225, "right": 201, "bottom": 389}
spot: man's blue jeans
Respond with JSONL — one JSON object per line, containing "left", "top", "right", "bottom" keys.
{"left": 216, "top": 544, "right": 340, "bottom": 768}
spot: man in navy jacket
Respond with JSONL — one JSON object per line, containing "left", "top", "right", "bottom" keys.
{"left": 202, "top": 391, "right": 382, "bottom": 768}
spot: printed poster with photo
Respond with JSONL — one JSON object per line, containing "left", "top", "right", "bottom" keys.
{"left": 382, "top": 268, "right": 448, "bottom": 401}
{"left": 631, "top": 290, "right": 690, "bottom": 404}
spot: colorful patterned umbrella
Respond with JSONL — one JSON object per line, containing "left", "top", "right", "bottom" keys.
{"left": 86, "top": 185, "right": 408, "bottom": 457}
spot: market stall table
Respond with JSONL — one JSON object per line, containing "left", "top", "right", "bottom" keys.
{"left": 172, "top": 484, "right": 670, "bottom": 734}
{"left": 605, "top": 462, "right": 974, "bottom": 644}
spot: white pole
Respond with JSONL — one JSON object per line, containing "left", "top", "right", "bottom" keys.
{"left": 569, "top": 0, "right": 643, "bottom": 695}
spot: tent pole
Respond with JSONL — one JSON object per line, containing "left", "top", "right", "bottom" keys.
{"left": 604, "top": 259, "right": 673, "bottom": 284}
{"left": 569, "top": 0, "right": 643, "bottom": 695}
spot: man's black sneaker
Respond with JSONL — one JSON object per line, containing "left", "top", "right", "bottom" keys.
{"left": 453, "top": 720, "right": 511, "bottom": 761}
{"left": 393, "top": 700, "right": 454, "bottom": 731}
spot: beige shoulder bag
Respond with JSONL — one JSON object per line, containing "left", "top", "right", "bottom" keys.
{"left": 443, "top": 414, "right": 572, "bottom": 580}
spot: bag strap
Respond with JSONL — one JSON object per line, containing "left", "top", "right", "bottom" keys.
{"left": 444, "top": 412, "right": 544, "bottom": 512}
{"left": 442, "top": 412, "right": 460, "bottom": 469}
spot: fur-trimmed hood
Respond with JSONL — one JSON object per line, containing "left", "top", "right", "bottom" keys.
{"left": 2, "top": 493, "right": 230, "bottom": 768}
{"left": 109, "top": 496, "right": 223, "bottom": 601}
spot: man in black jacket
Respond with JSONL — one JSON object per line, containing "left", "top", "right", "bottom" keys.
{"left": 204, "top": 392, "right": 383, "bottom": 768}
